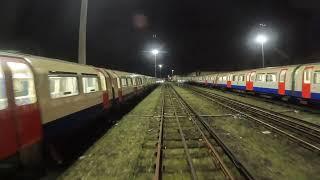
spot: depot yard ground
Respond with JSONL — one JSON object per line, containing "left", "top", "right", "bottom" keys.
{"left": 59, "top": 84, "right": 320, "bottom": 180}
{"left": 60, "top": 87, "right": 162, "bottom": 179}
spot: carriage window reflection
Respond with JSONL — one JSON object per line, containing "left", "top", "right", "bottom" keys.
{"left": 82, "top": 76, "right": 99, "bottom": 93}
{"left": 7, "top": 62, "right": 37, "bottom": 105}
{"left": 314, "top": 71, "right": 320, "bottom": 84}
{"left": 0, "top": 65, "right": 8, "bottom": 110}
{"left": 49, "top": 76, "right": 79, "bottom": 98}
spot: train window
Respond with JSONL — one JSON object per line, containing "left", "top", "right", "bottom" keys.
{"left": 250, "top": 72, "right": 256, "bottom": 81}
{"left": 256, "top": 73, "right": 265, "bottom": 82}
{"left": 117, "top": 78, "right": 121, "bottom": 88}
{"left": 314, "top": 71, "right": 320, "bottom": 84}
{"left": 7, "top": 62, "right": 37, "bottom": 105}
{"left": 132, "top": 78, "right": 136, "bottom": 86}
{"left": 279, "top": 70, "right": 287, "bottom": 83}
{"left": 121, "top": 78, "right": 127, "bottom": 87}
{"left": 232, "top": 75, "right": 238, "bottom": 81}
{"left": 0, "top": 65, "right": 8, "bottom": 110}
{"left": 266, "top": 73, "right": 277, "bottom": 82}
{"left": 49, "top": 76, "right": 79, "bottom": 98}
{"left": 304, "top": 69, "right": 312, "bottom": 83}
{"left": 82, "top": 76, "right": 99, "bottom": 93}
{"left": 239, "top": 75, "right": 245, "bottom": 82}
{"left": 98, "top": 72, "right": 107, "bottom": 91}
{"left": 138, "top": 78, "right": 142, "bottom": 85}
{"left": 127, "top": 78, "right": 132, "bottom": 86}
{"left": 222, "top": 76, "right": 227, "bottom": 81}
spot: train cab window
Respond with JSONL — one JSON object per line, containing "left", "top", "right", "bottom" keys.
{"left": 82, "top": 76, "right": 99, "bottom": 93}
{"left": 256, "top": 73, "right": 265, "bottom": 82}
{"left": 314, "top": 71, "right": 320, "bottom": 84}
{"left": 49, "top": 75, "right": 79, "bottom": 98}
{"left": 0, "top": 65, "right": 7, "bottom": 110}
{"left": 121, "top": 78, "right": 127, "bottom": 87}
{"left": 98, "top": 72, "right": 107, "bottom": 91}
{"left": 266, "top": 73, "right": 277, "bottom": 82}
{"left": 7, "top": 62, "right": 37, "bottom": 105}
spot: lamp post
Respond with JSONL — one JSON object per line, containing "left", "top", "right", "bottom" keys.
{"left": 255, "top": 34, "right": 267, "bottom": 68}
{"left": 171, "top": 69, "right": 174, "bottom": 76}
{"left": 158, "top": 64, "right": 163, "bottom": 78}
{"left": 151, "top": 49, "right": 159, "bottom": 78}
{"left": 78, "top": 0, "right": 88, "bottom": 64}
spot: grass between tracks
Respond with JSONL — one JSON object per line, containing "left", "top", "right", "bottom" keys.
{"left": 174, "top": 85, "right": 320, "bottom": 180}
{"left": 59, "top": 87, "right": 161, "bottom": 180}
{"left": 195, "top": 85, "right": 320, "bottom": 125}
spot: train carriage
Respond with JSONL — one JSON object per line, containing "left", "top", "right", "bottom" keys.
{"left": 186, "top": 62, "right": 320, "bottom": 102}
{"left": 292, "top": 63, "right": 320, "bottom": 100}
{"left": 0, "top": 53, "right": 107, "bottom": 167}
{"left": 0, "top": 52, "right": 156, "bottom": 169}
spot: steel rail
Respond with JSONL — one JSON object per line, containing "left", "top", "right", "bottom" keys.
{"left": 171, "top": 85, "right": 255, "bottom": 180}
{"left": 187, "top": 86, "right": 320, "bottom": 152}
{"left": 189, "top": 86, "right": 320, "bottom": 143}
{"left": 154, "top": 87, "right": 165, "bottom": 180}
{"left": 167, "top": 89, "right": 198, "bottom": 180}
{"left": 169, "top": 87, "right": 235, "bottom": 180}
{"left": 193, "top": 86, "right": 320, "bottom": 133}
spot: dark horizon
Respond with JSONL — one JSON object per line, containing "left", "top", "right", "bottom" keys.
{"left": 0, "top": 0, "right": 320, "bottom": 76}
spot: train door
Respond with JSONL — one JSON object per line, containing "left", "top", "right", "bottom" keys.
{"left": 312, "top": 70, "right": 320, "bottom": 99}
{"left": 97, "top": 71, "right": 109, "bottom": 110}
{"left": 227, "top": 74, "right": 232, "bottom": 88}
{"left": 1, "top": 59, "right": 42, "bottom": 165}
{"left": 205, "top": 76, "right": 208, "bottom": 86}
{"left": 278, "top": 69, "right": 287, "bottom": 95}
{"left": 302, "top": 67, "right": 313, "bottom": 98}
{"left": 0, "top": 62, "right": 17, "bottom": 160}
{"left": 246, "top": 71, "right": 255, "bottom": 91}
{"left": 7, "top": 61, "right": 42, "bottom": 150}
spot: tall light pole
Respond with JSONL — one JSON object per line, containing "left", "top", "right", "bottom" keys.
{"left": 255, "top": 34, "right": 267, "bottom": 68}
{"left": 171, "top": 69, "right": 174, "bottom": 76}
{"left": 158, "top": 64, "right": 163, "bottom": 78}
{"left": 78, "top": 0, "right": 88, "bottom": 64}
{"left": 151, "top": 49, "right": 159, "bottom": 78}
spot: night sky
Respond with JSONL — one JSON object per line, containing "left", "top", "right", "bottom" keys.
{"left": 0, "top": 0, "right": 320, "bottom": 76}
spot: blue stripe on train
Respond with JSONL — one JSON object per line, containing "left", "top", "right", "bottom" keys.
{"left": 231, "top": 85, "right": 246, "bottom": 90}
{"left": 43, "top": 103, "right": 105, "bottom": 140}
{"left": 210, "top": 84, "right": 320, "bottom": 100}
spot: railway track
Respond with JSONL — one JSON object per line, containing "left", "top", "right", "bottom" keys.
{"left": 185, "top": 85, "right": 320, "bottom": 153}
{"left": 153, "top": 84, "right": 254, "bottom": 180}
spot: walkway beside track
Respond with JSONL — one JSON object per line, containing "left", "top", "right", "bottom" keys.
{"left": 59, "top": 87, "right": 162, "bottom": 179}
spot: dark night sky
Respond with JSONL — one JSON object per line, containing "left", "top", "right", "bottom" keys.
{"left": 0, "top": 0, "right": 320, "bottom": 76}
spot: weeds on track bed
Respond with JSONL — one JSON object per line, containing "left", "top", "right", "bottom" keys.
{"left": 60, "top": 88, "right": 161, "bottom": 180}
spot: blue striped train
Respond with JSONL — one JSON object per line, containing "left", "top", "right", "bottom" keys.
{"left": 177, "top": 63, "right": 320, "bottom": 102}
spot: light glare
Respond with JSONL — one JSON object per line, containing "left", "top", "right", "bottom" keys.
{"left": 152, "top": 49, "right": 159, "bottom": 55}
{"left": 255, "top": 34, "right": 267, "bottom": 44}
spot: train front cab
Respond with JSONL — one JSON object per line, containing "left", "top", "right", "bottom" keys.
{"left": 0, "top": 56, "right": 42, "bottom": 168}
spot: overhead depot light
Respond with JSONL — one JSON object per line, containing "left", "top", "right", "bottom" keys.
{"left": 255, "top": 34, "right": 267, "bottom": 44}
